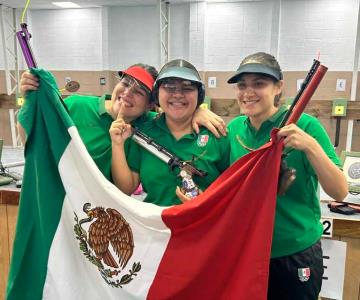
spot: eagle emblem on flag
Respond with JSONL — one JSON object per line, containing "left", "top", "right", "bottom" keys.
{"left": 74, "top": 203, "right": 141, "bottom": 288}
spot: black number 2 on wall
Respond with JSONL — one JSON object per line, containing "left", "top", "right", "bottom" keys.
{"left": 322, "top": 220, "right": 332, "bottom": 236}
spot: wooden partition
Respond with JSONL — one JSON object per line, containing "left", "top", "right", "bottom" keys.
{"left": 0, "top": 188, "right": 19, "bottom": 300}
{"left": 0, "top": 94, "right": 17, "bottom": 146}
{"left": 320, "top": 218, "right": 360, "bottom": 300}
{"left": 211, "top": 98, "right": 360, "bottom": 153}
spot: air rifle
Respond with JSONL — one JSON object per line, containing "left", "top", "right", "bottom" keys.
{"left": 132, "top": 129, "right": 207, "bottom": 177}
{"left": 277, "top": 59, "right": 328, "bottom": 195}
{"left": 132, "top": 128, "right": 208, "bottom": 198}
{"left": 280, "top": 59, "right": 327, "bottom": 127}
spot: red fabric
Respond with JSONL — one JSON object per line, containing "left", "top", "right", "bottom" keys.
{"left": 148, "top": 130, "right": 283, "bottom": 300}
{"left": 120, "top": 66, "right": 155, "bottom": 91}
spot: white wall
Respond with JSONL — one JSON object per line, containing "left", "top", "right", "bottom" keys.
{"left": 279, "top": 0, "right": 358, "bottom": 71}
{"left": 204, "top": 1, "right": 273, "bottom": 71}
{"left": 107, "top": 5, "right": 160, "bottom": 70}
{"left": 200, "top": 0, "right": 359, "bottom": 71}
{"left": 101, "top": 7, "right": 109, "bottom": 70}
{"left": 1, "top": 4, "right": 175, "bottom": 73}
{"left": 29, "top": 8, "right": 103, "bottom": 70}
{"left": 107, "top": 3, "right": 191, "bottom": 71}
{"left": 0, "top": 0, "right": 360, "bottom": 72}
{"left": 189, "top": 2, "right": 206, "bottom": 71}
{"left": 169, "top": 3, "right": 190, "bottom": 62}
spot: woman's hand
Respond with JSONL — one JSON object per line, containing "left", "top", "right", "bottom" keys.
{"left": 109, "top": 116, "right": 132, "bottom": 145}
{"left": 175, "top": 186, "right": 202, "bottom": 203}
{"left": 277, "top": 124, "right": 316, "bottom": 153}
{"left": 110, "top": 115, "right": 140, "bottom": 195}
{"left": 20, "top": 71, "right": 39, "bottom": 95}
{"left": 176, "top": 186, "right": 192, "bottom": 203}
{"left": 192, "top": 107, "right": 227, "bottom": 138}
{"left": 277, "top": 124, "right": 348, "bottom": 201}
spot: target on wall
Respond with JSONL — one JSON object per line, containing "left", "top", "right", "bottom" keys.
{"left": 341, "top": 152, "right": 360, "bottom": 195}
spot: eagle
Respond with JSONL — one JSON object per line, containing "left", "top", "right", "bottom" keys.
{"left": 80, "top": 203, "right": 134, "bottom": 269}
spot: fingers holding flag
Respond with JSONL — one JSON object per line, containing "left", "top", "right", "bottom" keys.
{"left": 277, "top": 124, "right": 316, "bottom": 153}
{"left": 20, "top": 71, "right": 39, "bottom": 95}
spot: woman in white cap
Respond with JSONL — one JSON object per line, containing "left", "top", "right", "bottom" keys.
{"left": 110, "top": 59, "right": 230, "bottom": 206}
{"left": 227, "top": 52, "right": 347, "bottom": 300}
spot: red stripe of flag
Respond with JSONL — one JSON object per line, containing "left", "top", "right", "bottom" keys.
{"left": 148, "top": 131, "right": 283, "bottom": 300}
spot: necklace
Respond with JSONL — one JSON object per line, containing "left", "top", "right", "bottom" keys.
{"left": 236, "top": 134, "right": 257, "bottom": 152}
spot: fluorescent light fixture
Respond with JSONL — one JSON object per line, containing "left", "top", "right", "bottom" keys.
{"left": 205, "top": 0, "right": 263, "bottom": 2}
{"left": 52, "top": 2, "right": 80, "bottom": 8}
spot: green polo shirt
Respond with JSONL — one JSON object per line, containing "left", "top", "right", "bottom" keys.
{"left": 127, "top": 113, "right": 230, "bottom": 206}
{"left": 228, "top": 106, "right": 341, "bottom": 258}
{"left": 19, "top": 93, "right": 156, "bottom": 181}
{"left": 63, "top": 94, "right": 114, "bottom": 180}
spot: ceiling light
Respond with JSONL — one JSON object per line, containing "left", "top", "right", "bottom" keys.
{"left": 52, "top": 2, "right": 81, "bottom": 8}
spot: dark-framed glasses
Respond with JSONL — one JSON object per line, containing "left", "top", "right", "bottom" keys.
{"left": 161, "top": 81, "right": 198, "bottom": 95}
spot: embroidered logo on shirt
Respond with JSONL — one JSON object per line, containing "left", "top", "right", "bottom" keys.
{"left": 298, "top": 267, "right": 311, "bottom": 282}
{"left": 197, "top": 134, "right": 209, "bottom": 147}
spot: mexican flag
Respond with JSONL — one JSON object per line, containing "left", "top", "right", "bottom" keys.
{"left": 7, "top": 69, "right": 283, "bottom": 300}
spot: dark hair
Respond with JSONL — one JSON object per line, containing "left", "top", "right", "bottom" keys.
{"left": 240, "top": 52, "right": 283, "bottom": 106}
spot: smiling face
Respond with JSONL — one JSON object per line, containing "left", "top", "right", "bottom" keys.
{"left": 110, "top": 75, "right": 151, "bottom": 121}
{"left": 235, "top": 73, "right": 283, "bottom": 127}
{"left": 158, "top": 78, "right": 198, "bottom": 125}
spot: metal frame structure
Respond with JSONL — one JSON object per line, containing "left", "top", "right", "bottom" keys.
{"left": 0, "top": 4, "right": 19, "bottom": 96}
{"left": 0, "top": 4, "right": 22, "bottom": 147}
{"left": 270, "top": 0, "right": 281, "bottom": 59}
{"left": 159, "top": 0, "right": 170, "bottom": 67}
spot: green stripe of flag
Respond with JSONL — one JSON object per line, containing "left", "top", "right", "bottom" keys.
{"left": 7, "top": 69, "right": 74, "bottom": 299}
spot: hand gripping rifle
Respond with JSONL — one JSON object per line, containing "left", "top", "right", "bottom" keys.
{"left": 277, "top": 59, "right": 328, "bottom": 195}
{"left": 132, "top": 128, "right": 208, "bottom": 198}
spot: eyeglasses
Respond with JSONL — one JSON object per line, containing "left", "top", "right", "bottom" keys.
{"left": 161, "top": 82, "right": 198, "bottom": 95}
{"left": 116, "top": 75, "right": 150, "bottom": 98}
